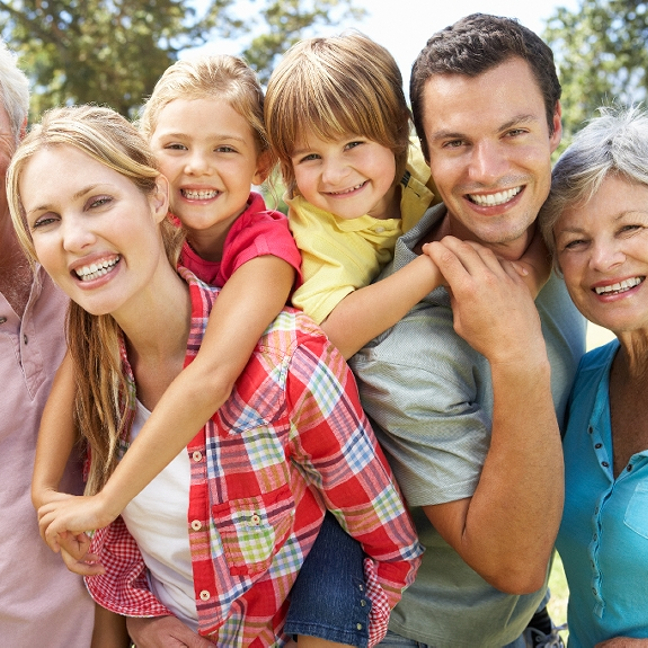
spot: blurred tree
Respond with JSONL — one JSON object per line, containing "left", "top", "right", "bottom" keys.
{"left": 0, "top": 0, "right": 364, "bottom": 117}
{"left": 544, "top": 0, "right": 648, "bottom": 144}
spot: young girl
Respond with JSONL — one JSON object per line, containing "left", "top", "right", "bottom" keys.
{"left": 31, "top": 55, "right": 301, "bottom": 527}
{"left": 9, "top": 105, "right": 422, "bottom": 647}
{"left": 264, "top": 33, "right": 547, "bottom": 359}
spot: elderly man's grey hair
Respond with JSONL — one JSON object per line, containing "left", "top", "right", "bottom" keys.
{"left": 539, "top": 106, "right": 648, "bottom": 260}
{"left": 0, "top": 40, "right": 29, "bottom": 144}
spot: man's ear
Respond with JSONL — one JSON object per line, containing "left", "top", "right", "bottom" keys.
{"left": 150, "top": 174, "right": 169, "bottom": 223}
{"left": 252, "top": 149, "right": 275, "bottom": 186}
{"left": 549, "top": 101, "right": 563, "bottom": 153}
{"left": 19, "top": 117, "right": 27, "bottom": 141}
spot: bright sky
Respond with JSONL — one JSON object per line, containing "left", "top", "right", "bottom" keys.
{"left": 342, "top": 0, "right": 580, "bottom": 90}
{"left": 186, "top": 0, "right": 581, "bottom": 89}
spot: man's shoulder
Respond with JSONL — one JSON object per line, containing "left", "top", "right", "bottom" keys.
{"left": 353, "top": 296, "right": 487, "bottom": 397}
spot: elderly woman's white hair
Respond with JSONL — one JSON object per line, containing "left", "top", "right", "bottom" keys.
{"left": 539, "top": 106, "right": 648, "bottom": 261}
{"left": 0, "top": 40, "right": 29, "bottom": 144}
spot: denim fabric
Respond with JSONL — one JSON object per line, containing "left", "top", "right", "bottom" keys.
{"left": 377, "top": 629, "right": 526, "bottom": 648}
{"left": 284, "top": 512, "right": 370, "bottom": 647}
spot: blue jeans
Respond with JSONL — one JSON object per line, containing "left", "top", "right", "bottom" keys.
{"left": 284, "top": 512, "right": 371, "bottom": 647}
{"left": 377, "top": 629, "right": 527, "bottom": 648}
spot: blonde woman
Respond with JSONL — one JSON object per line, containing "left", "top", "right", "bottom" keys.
{"left": 10, "top": 105, "right": 422, "bottom": 647}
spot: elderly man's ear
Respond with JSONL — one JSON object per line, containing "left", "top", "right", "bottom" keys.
{"left": 19, "top": 117, "right": 26, "bottom": 141}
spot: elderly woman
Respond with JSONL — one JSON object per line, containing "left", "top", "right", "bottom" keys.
{"left": 539, "top": 107, "right": 648, "bottom": 648}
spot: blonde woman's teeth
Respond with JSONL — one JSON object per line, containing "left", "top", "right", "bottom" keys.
{"left": 75, "top": 257, "right": 120, "bottom": 281}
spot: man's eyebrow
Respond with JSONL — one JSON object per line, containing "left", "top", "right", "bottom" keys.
{"left": 499, "top": 114, "right": 538, "bottom": 131}
{"left": 429, "top": 114, "right": 540, "bottom": 143}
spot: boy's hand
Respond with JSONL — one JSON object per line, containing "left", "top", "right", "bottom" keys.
{"left": 511, "top": 227, "right": 552, "bottom": 297}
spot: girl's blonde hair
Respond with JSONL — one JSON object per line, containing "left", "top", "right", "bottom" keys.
{"left": 265, "top": 32, "right": 411, "bottom": 193}
{"left": 139, "top": 54, "right": 271, "bottom": 157}
{"left": 8, "top": 105, "right": 183, "bottom": 494}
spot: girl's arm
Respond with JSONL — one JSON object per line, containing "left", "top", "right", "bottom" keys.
{"left": 38, "top": 256, "right": 296, "bottom": 547}
{"left": 32, "top": 351, "right": 77, "bottom": 510}
{"left": 320, "top": 254, "right": 443, "bottom": 359}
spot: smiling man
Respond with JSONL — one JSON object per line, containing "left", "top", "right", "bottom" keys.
{"left": 351, "top": 14, "right": 586, "bottom": 648}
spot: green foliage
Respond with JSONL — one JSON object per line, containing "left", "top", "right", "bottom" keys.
{"left": 544, "top": 0, "right": 648, "bottom": 146}
{"left": 241, "top": 0, "right": 365, "bottom": 85}
{"left": 0, "top": 0, "right": 364, "bottom": 118}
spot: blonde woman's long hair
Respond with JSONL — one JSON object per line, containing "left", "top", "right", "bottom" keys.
{"left": 8, "top": 105, "right": 184, "bottom": 494}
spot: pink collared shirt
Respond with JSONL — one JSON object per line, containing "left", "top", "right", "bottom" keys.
{"left": 0, "top": 267, "right": 95, "bottom": 646}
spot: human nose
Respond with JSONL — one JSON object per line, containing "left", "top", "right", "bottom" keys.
{"left": 589, "top": 236, "right": 625, "bottom": 272}
{"left": 321, "top": 156, "right": 348, "bottom": 185}
{"left": 184, "top": 150, "right": 210, "bottom": 176}
{"left": 466, "top": 140, "right": 508, "bottom": 184}
{"left": 61, "top": 213, "right": 96, "bottom": 253}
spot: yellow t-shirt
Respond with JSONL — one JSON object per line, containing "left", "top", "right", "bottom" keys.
{"left": 288, "top": 142, "right": 437, "bottom": 324}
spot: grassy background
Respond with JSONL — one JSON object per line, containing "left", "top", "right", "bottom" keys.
{"left": 548, "top": 553, "right": 569, "bottom": 642}
{"left": 545, "top": 323, "right": 617, "bottom": 642}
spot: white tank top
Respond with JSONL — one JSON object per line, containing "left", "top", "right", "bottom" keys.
{"left": 120, "top": 399, "right": 198, "bottom": 629}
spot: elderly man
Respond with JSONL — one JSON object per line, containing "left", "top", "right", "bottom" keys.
{"left": 352, "top": 14, "right": 586, "bottom": 648}
{"left": 0, "top": 42, "right": 96, "bottom": 645}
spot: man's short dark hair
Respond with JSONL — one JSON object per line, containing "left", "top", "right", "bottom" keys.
{"left": 410, "top": 13, "right": 561, "bottom": 159}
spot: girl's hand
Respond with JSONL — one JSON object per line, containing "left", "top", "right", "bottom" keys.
{"left": 37, "top": 493, "right": 119, "bottom": 552}
{"left": 59, "top": 534, "right": 105, "bottom": 576}
{"left": 32, "top": 487, "right": 75, "bottom": 511}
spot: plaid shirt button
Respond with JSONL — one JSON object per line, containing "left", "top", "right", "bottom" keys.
{"left": 199, "top": 590, "right": 210, "bottom": 601}
{"left": 192, "top": 451, "right": 202, "bottom": 462}
{"left": 191, "top": 520, "right": 202, "bottom": 531}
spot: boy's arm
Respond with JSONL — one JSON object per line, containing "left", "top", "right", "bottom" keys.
{"left": 38, "top": 256, "right": 295, "bottom": 547}
{"left": 32, "top": 351, "right": 78, "bottom": 510}
{"left": 91, "top": 606, "right": 130, "bottom": 648}
{"left": 321, "top": 254, "right": 443, "bottom": 359}
{"left": 511, "top": 227, "right": 552, "bottom": 298}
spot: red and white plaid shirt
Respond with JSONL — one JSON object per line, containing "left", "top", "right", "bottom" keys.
{"left": 87, "top": 269, "right": 422, "bottom": 647}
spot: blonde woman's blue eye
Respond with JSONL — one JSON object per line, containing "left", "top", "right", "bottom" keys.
{"left": 32, "top": 217, "right": 53, "bottom": 229}
{"left": 89, "top": 196, "right": 111, "bottom": 209}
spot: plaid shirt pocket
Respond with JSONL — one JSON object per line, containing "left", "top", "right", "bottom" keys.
{"left": 212, "top": 483, "right": 296, "bottom": 577}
